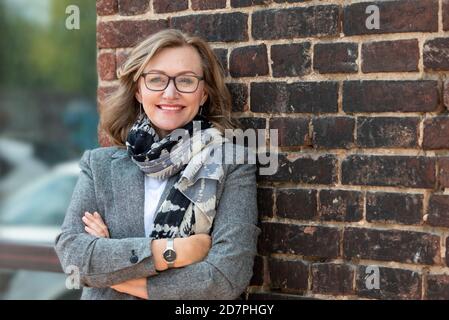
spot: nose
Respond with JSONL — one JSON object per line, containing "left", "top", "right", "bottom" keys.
{"left": 162, "top": 78, "right": 179, "bottom": 99}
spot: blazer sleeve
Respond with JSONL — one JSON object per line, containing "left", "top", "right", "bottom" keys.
{"left": 54, "top": 150, "right": 159, "bottom": 288}
{"left": 145, "top": 161, "right": 261, "bottom": 300}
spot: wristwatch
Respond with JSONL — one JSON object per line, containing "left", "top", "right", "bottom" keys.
{"left": 162, "top": 238, "right": 177, "bottom": 268}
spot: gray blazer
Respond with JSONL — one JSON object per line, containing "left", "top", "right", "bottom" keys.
{"left": 54, "top": 145, "right": 260, "bottom": 300}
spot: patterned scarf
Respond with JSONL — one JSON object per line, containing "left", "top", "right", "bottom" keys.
{"left": 126, "top": 113, "right": 224, "bottom": 239}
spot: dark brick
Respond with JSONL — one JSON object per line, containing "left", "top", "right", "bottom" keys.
{"left": 237, "top": 117, "right": 266, "bottom": 131}
{"left": 252, "top": 6, "right": 340, "bottom": 40}
{"left": 250, "top": 255, "right": 264, "bottom": 286}
{"left": 319, "top": 190, "right": 363, "bottom": 222}
{"left": 362, "top": 39, "right": 419, "bottom": 73}
{"left": 231, "top": 0, "right": 269, "bottom": 7}
{"left": 444, "top": 0, "right": 449, "bottom": 31}
{"left": 118, "top": 0, "right": 149, "bottom": 15}
{"left": 447, "top": 237, "right": 449, "bottom": 267}
{"left": 257, "top": 187, "right": 274, "bottom": 217}
{"left": 277, "top": 189, "right": 317, "bottom": 220}
{"left": 269, "top": 118, "right": 309, "bottom": 147}
{"left": 153, "top": 0, "right": 188, "bottom": 13}
{"left": 426, "top": 275, "right": 449, "bottom": 299}
{"left": 271, "top": 43, "right": 311, "bottom": 77}
{"left": 423, "top": 117, "right": 449, "bottom": 150}
{"left": 97, "top": 0, "right": 118, "bottom": 15}
{"left": 259, "top": 222, "right": 340, "bottom": 258}
{"left": 356, "top": 117, "right": 419, "bottom": 148}
{"left": 356, "top": 266, "right": 421, "bottom": 299}
{"left": 445, "top": 80, "right": 449, "bottom": 111}
{"left": 343, "top": 0, "right": 438, "bottom": 35}
{"left": 438, "top": 157, "right": 449, "bottom": 188}
{"left": 366, "top": 192, "right": 423, "bottom": 225}
{"left": 227, "top": 83, "right": 247, "bottom": 112}
{"left": 427, "top": 195, "right": 449, "bottom": 228}
{"left": 192, "top": 0, "right": 226, "bottom": 10}
{"left": 251, "top": 82, "right": 338, "bottom": 113}
{"left": 97, "top": 20, "right": 168, "bottom": 49}
{"left": 247, "top": 292, "right": 306, "bottom": 300}
{"left": 312, "top": 117, "right": 355, "bottom": 149}
{"left": 344, "top": 227, "right": 440, "bottom": 265}
{"left": 311, "top": 263, "right": 354, "bottom": 295}
{"left": 170, "top": 13, "right": 248, "bottom": 43}
{"left": 314, "top": 43, "right": 358, "bottom": 74}
{"left": 342, "top": 155, "right": 435, "bottom": 188}
{"left": 343, "top": 81, "right": 439, "bottom": 113}
{"left": 230, "top": 45, "right": 269, "bottom": 77}
{"left": 213, "top": 48, "right": 228, "bottom": 77}
{"left": 424, "top": 38, "right": 449, "bottom": 71}
{"left": 98, "top": 52, "right": 117, "bottom": 81}
{"left": 268, "top": 258, "right": 309, "bottom": 291}
{"left": 259, "top": 154, "right": 337, "bottom": 185}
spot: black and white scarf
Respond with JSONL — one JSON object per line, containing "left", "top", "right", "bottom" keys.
{"left": 126, "top": 113, "right": 224, "bottom": 239}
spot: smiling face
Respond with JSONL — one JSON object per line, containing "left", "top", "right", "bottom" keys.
{"left": 135, "top": 45, "right": 208, "bottom": 138}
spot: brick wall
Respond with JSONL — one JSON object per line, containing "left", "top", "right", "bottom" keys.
{"left": 96, "top": 0, "right": 449, "bottom": 299}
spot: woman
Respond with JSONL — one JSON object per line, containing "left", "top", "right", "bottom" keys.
{"left": 54, "top": 29, "right": 260, "bottom": 300}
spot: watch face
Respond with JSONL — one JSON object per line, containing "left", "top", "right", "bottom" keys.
{"left": 163, "top": 249, "right": 177, "bottom": 262}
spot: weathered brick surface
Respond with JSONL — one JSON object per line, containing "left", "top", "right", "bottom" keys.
{"left": 362, "top": 40, "right": 419, "bottom": 73}
{"left": 356, "top": 266, "right": 421, "bottom": 299}
{"left": 98, "top": 0, "right": 449, "bottom": 300}
{"left": 314, "top": 42, "right": 358, "bottom": 74}
{"left": 366, "top": 192, "right": 423, "bottom": 225}
{"left": 343, "top": 81, "right": 439, "bottom": 113}
{"left": 344, "top": 228, "right": 440, "bottom": 265}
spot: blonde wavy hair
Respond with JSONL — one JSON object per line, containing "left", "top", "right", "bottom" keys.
{"left": 99, "top": 29, "right": 236, "bottom": 147}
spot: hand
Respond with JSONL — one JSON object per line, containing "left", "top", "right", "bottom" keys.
{"left": 82, "top": 211, "right": 110, "bottom": 238}
{"left": 111, "top": 277, "right": 148, "bottom": 300}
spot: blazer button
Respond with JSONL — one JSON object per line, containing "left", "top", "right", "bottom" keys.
{"left": 130, "top": 250, "right": 138, "bottom": 264}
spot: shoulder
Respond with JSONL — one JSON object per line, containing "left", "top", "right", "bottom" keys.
{"left": 80, "top": 146, "right": 127, "bottom": 167}
{"left": 219, "top": 142, "right": 257, "bottom": 181}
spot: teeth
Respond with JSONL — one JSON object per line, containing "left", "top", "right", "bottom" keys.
{"left": 158, "top": 105, "right": 183, "bottom": 110}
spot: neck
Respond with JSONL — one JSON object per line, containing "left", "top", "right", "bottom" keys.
{"left": 155, "top": 128, "right": 170, "bottom": 139}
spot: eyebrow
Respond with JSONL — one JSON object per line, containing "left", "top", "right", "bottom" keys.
{"left": 146, "top": 69, "right": 199, "bottom": 76}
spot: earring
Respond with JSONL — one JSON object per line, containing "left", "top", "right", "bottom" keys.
{"left": 139, "top": 103, "right": 144, "bottom": 119}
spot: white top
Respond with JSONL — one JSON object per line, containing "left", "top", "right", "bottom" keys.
{"left": 144, "top": 175, "right": 168, "bottom": 237}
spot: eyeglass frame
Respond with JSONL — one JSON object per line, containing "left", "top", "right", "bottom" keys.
{"left": 140, "top": 72, "right": 205, "bottom": 93}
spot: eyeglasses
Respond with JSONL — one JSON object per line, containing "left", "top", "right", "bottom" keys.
{"left": 141, "top": 72, "right": 204, "bottom": 93}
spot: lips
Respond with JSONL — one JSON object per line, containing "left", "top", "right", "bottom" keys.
{"left": 156, "top": 104, "right": 185, "bottom": 111}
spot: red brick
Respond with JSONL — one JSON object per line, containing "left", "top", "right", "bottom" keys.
{"left": 343, "top": 80, "right": 439, "bottom": 113}
{"left": 444, "top": 0, "right": 449, "bottom": 31}
{"left": 311, "top": 263, "right": 354, "bottom": 295}
{"left": 268, "top": 258, "right": 309, "bottom": 292}
{"left": 170, "top": 13, "right": 248, "bottom": 43}
{"left": 97, "top": 0, "right": 118, "bottom": 16}
{"left": 98, "top": 52, "right": 117, "bottom": 81}
{"left": 231, "top": 0, "right": 268, "bottom": 7}
{"left": 342, "top": 155, "right": 435, "bottom": 189}
{"left": 269, "top": 118, "right": 309, "bottom": 147}
{"left": 314, "top": 42, "right": 358, "bottom": 74}
{"left": 362, "top": 39, "right": 419, "bottom": 73}
{"left": 426, "top": 274, "right": 449, "bottom": 299}
{"left": 438, "top": 157, "right": 449, "bottom": 188}
{"left": 424, "top": 38, "right": 449, "bottom": 71}
{"left": 229, "top": 45, "right": 269, "bottom": 77}
{"left": 344, "top": 0, "right": 438, "bottom": 35}
{"left": 252, "top": 6, "right": 340, "bottom": 40}
{"left": 356, "top": 266, "right": 421, "bottom": 299}
{"left": 427, "top": 195, "right": 449, "bottom": 228}
{"left": 366, "top": 192, "right": 423, "bottom": 225}
{"left": 118, "top": 0, "right": 149, "bottom": 15}
{"left": 259, "top": 154, "right": 337, "bottom": 185}
{"left": 192, "top": 0, "right": 226, "bottom": 10}
{"left": 423, "top": 117, "right": 449, "bottom": 150}
{"left": 97, "top": 20, "right": 168, "bottom": 49}
{"left": 153, "top": 0, "right": 188, "bottom": 13}
{"left": 259, "top": 222, "right": 340, "bottom": 258}
{"left": 319, "top": 190, "right": 363, "bottom": 222}
{"left": 444, "top": 80, "right": 449, "bottom": 111}
{"left": 251, "top": 82, "right": 338, "bottom": 113}
{"left": 312, "top": 116, "right": 355, "bottom": 149}
{"left": 356, "top": 117, "right": 419, "bottom": 148}
{"left": 276, "top": 189, "right": 317, "bottom": 220}
{"left": 271, "top": 43, "right": 311, "bottom": 77}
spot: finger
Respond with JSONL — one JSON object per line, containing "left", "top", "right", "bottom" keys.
{"left": 85, "top": 225, "right": 101, "bottom": 237}
{"left": 83, "top": 212, "right": 110, "bottom": 237}
{"left": 83, "top": 217, "right": 106, "bottom": 236}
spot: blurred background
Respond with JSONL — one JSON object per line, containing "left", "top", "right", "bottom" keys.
{"left": 0, "top": 0, "right": 98, "bottom": 299}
